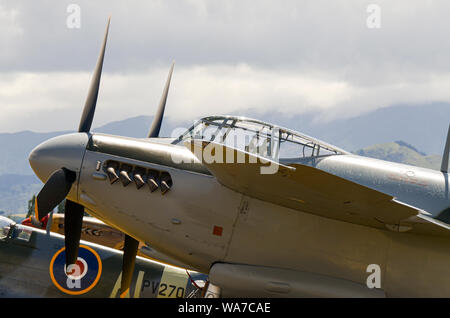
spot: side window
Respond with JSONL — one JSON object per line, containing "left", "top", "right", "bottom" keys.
{"left": 11, "top": 225, "right": 32, "bottom": 242}
{"left": 0, "top": 226, "right": 10, "bottom": 240}
{"left": 0, "top": 216, "right": 15, "bottom": 240}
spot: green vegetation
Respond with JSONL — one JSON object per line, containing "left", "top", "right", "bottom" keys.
{"left": 355, "top": 141, "right": 441, "bottom": 170}
{"left": 26, "top": 194, "right": 66, "bottom": 217}
{"left": 57, "top": 200, "right": 65, "bottom": 214}
{"left": 0, "top": 175, "right": 42, "bottom": 215}
{"left": 26, "top": 194, "right": 36, "bottom": 218}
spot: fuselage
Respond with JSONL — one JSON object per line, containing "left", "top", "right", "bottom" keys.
{"left": 29, "top": 131, "right": 450, "bottom": 297}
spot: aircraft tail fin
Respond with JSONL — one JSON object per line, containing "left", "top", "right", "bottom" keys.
{"left": 441, "top": 124, "right": 450, "bottom": 173}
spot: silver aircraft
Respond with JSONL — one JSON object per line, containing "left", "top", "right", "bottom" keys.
{"left": 28, "top": 19, "right": 450, "bottom": 297}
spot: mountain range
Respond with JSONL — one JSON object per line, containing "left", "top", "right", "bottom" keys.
{"left": 355, "top": 141, "right": 442, "bottom": 170}
{"left": 0, "top": 102, "right": 448, "bottom": 214}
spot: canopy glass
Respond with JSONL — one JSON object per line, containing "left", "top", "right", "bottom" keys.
{"left": 173, "top": 116, "right": 348, "bottom": 161}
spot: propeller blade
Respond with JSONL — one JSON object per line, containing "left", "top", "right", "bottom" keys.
{"left": 35, "top": 168, "right": 76, "bottom": 220}
{"left": 440, "top": 124, "right": 450, "bottom": 173}
{"left": 64, "top": 199, "right": 84, "bottom": 271}
{"left": 46, "top": 210, "right": 54, "bottom": 235}
{"left": 120, "top": 234, "right": 139, "bottom": 298}
{"left": 147, "top": 62, "right": 175, "bottom": 138}
{"left": 78, "top": 17, "right": 111, "bottom": 133}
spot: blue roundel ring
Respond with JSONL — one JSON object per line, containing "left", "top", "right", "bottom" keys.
{"left": 49, "top": 245, "right": 102, "bottom": 295}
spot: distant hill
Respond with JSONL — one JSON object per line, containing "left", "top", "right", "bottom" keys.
{"left": 7, "top": 214, "right": 27, "bottom": 223}
{"left": 393, "top": 140, "right": 426, "bottom": 156}
{"left": 355, "top": 141, "right": 442, "bottom": 170}
{"left": 251, "top": 102, "right": 450, "bottom": 156}
{"left": 0, "top": 139, "right": 444, "bottom": 215}
{"left": 1, "top": 103, "right": 448, "bottom": 176}
{"left": 0, "top": 116, "right": 190, "bottom": 176}
{"left": 0, "top": 174, "right": 41, "bottom": 215}
{"left": 0, "top": 131, "right": 68, "bottom": 176}
{"left": 0, "top": 102, "right": 448, "bottom": 214}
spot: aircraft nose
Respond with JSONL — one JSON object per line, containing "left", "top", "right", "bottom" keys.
{"left": 29, "top": 133, "right": 89, "bottom": 183}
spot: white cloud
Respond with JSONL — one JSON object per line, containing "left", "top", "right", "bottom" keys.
{"left": 0, "top": 4, "right": 23, "bottom": 62}
{"left": 1, "top": 1, "right": 450, "bottom": 132}
{"left": 0, "top": 64, "right": 449, "bottom": 133}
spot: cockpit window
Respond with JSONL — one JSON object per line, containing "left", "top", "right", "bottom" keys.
{"left": 173, "top": 116, "right": 348, "bottom": 160}
{"left": 11, "top": 225, "right": 32, "bottom": 242}
{"left": 0, "top": 216, "right": 15, "bottom": 240}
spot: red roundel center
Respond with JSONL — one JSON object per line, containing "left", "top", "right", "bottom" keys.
{"left": 67, "top": 260, "right": 85, "bottom": 277}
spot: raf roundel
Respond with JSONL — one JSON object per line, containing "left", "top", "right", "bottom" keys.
{"left": 49, "top": 245, "right": 102, "bottom": 295}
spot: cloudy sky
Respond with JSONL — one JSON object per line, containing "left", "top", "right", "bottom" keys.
{"left": 0, "top": 0, "right": 449, "bottom": 133}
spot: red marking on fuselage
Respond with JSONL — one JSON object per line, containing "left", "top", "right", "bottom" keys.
{"left": 213, "top": 226, "right": 223, "bottom": 236}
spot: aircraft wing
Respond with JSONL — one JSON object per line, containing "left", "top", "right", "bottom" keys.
{"left": 186, "top": 140, "right": 450, "bottom": 237}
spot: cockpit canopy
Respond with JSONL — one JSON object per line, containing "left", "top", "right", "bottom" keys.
{"left": 0, "top": 216, "right": 14, "bottom": 239}
{"left": 0, "top": 216, "right": 32, "bottom": 242}
{"left": 173, "top": 116, "right": 348, "bottom": 161}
